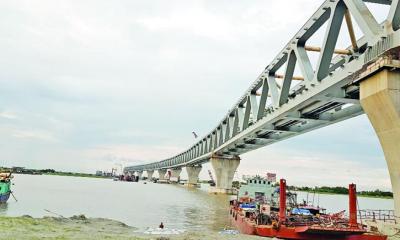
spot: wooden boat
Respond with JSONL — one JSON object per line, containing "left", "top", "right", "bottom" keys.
{"left": 0, "top": 173, "right": 12, "bottom": 203}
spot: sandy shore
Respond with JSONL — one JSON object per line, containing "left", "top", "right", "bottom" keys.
{"left": 0, "top": 215, "right": 266, "bottom": 240}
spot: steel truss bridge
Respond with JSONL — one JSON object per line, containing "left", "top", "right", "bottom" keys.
{"left": 126, "top": 0, "right": 400, "bottom": 172}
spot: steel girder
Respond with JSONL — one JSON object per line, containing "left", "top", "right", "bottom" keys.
{"left": 125, "top": 0, "right": 400, "bottom": 172}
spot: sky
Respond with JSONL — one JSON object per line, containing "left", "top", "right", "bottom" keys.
{"left": 0, "top": 0, "right": 392, "bottom": 190}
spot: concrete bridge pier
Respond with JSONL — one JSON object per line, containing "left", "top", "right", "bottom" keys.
{"left": 186, "top": 165, "right": 202, "bottom": 187}
{"left": 360, "top": 69, "right": 400, "bottom": 216}
{"left": 146, "top": 170, "right": 154, "bottom": 180}
{"left": 210, "top": 156, "right": 240, "bottom": 194}
{"left": 158, "top": 169, "right": 167, "bottom": 181}
{"left": 136, "top": 171, "right": 143, "bottom": 179}
{"left": 170, "top": 168, "right": 182, "bottom": 182}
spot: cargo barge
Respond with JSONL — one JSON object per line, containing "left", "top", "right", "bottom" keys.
{"left": 230, "top": 177, "right": 387, "bottom": 240}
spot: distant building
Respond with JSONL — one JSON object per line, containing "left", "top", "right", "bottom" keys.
{"left": 266, "top": 173, "right": 277, "bottom": 182}
{"left": 95, "top": 171, "right": 103, "bottom": 176}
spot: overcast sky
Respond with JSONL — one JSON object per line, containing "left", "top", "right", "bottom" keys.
{"left": 0, "top": 0, "right": 391, "bottom": 190}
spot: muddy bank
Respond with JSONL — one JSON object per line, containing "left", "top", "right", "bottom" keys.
{"left": 1, "top": 215, "right": 398, "bottom": 240}
{"left": 0, "top": 215, "right": 265, "bottom": 240}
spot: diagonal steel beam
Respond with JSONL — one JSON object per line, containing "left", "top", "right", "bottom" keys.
{"left": 344, "top": 0, "right": 383, "bottom": 39}
{"left": 315, "top": 2, "right": 346, "bottom": 81}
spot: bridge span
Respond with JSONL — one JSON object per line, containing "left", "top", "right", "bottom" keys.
{"left": 125, "top": 0, "right": 400, "bottom": 215}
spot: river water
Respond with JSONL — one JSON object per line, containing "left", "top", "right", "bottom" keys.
{"left": 0, "top": 174, "right": 394, "bottom": 233}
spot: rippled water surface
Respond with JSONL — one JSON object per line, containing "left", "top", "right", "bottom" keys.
{"left": 0, "top": 174, "right": 394, "bottom": 232}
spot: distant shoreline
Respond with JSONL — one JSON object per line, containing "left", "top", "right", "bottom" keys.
{"left": 296, "top": 190, "right": 393, "bottom": 199}
{"left": 1, "top": 167, "right": 112, "bottom": 179}
{"left": 43, "top": 172, "right": 111, "bottom": 179}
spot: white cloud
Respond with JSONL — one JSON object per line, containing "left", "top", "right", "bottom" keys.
{"left": 11, "top": 129, "right": 56, "bottom": 142}
{"left": 136, "top": 0, "right": 322, "bottom": 43}
{"left": 0, "top": 111, "right": 18, "bottom": 120}
{"left": 84, "top": 144, "right": 185, "bottom": 165}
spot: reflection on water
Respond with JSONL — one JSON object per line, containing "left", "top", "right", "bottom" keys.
{"left": 0, "top": 203, "right": 8, "bottom": 214}
{"left": 0, "top": 174, "right": 394, "bottom": 233}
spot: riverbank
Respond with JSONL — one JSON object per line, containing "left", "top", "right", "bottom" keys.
{"left": 297, "top": 190, "right": 394, "bottom": 199}
{"left": 289, "top": 186, "right": 393, "bottom": 199}
{"left": 0, "top": 167, "right": 112, "bottom": 179}
{"left": 0, "top": 215, "right": 263, "bottom": 240}
{"left": 43, "top": 172, "right": 111, "bottom": 179}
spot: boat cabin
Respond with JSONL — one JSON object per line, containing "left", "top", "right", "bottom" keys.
{"left": 238, "top": 176, "right": 275, "bottom": 203}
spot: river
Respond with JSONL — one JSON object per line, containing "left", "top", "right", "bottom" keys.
{"left": 0, "top": 174, "right": 394, "bottom": 233}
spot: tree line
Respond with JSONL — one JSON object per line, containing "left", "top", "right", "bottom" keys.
{"left": 287, "top": 185, "right": 393, "bottom": 198}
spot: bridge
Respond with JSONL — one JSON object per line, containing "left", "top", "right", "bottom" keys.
{"left": 125, "top": 0, "right": 400, "bottom": 215}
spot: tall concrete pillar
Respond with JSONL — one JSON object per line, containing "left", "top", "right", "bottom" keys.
{"left": 360, "top": 69, "right": 400, "bottom": 216}
{"left": 146, "top": 170, "right": 154, "bottom": 180}
{"left": 210, "top": 156, "right": 240, "bottom": 194}
{"left": 158, "top": 169, "right": 167, "bottom": 180}
{"left": 170, "top": 168, "right": 182, "bottom": 180}
{"left": 136, "top": 171, "right": 143, "bottom": 179}
{"left": 186, "top": 165, "right": 202, "bottom": 186}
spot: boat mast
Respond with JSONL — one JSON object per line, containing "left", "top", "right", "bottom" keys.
{"left": 349, "top": 183, "right": 358, "bottom": 228}
{"left": 279, "top": 179, "right": 286, "bottom": 222}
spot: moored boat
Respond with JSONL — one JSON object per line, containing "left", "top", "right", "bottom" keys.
{"left": 230, "top": 176, "right": 387, "bottom": 240}
{"left": 0, "top": 172, "right": 12, "bottom": 203}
